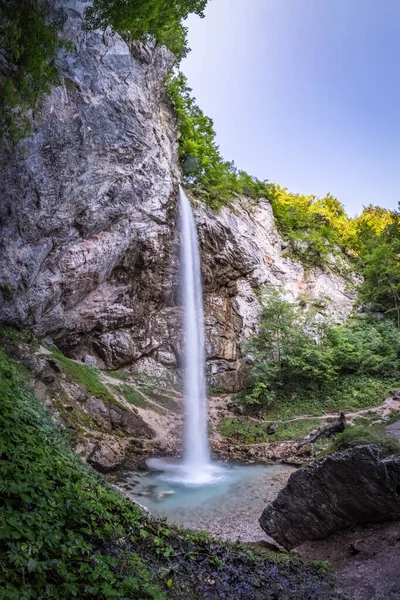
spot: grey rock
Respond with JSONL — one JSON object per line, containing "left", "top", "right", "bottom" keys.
{"left": 108, "top": 404, "right": 154, "bottom": 437}
{"left": 266, "top": 423, "right": 278, "bottom": 435}
{"left": 85, "top": 394, "right": 154, "bottom": 438}
{"left": 87, "top": 439, "right": 127, "bottom": 472}
{"left": 386, "top": 420, "right": 400, "bottom": 441}
{"left": 259, "top": 445, "right": 400, "bottom": 549}
{"left": 83, "top": 354, "right": 97, "bottom": 367}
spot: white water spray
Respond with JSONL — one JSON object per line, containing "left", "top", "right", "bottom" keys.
{"left": 179, "top": 186, "right": 210, "bottom": 481}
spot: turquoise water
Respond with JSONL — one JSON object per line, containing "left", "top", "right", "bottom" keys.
{"left": 117, "top": 459, "right": 294, "bottom": 541}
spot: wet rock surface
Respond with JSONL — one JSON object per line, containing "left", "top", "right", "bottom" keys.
{"left": 260, "top": 445, "right": 400, "bottom": 549}
{"left": 87, "top": 438, "right": 130, "bottom": 472}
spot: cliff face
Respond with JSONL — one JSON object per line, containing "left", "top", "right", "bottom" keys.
{"left": 0, "top": 1, "right": 357, "bottom": 394}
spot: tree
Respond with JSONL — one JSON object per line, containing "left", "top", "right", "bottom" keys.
{"left": 246, "top": 287, "right": 336, "bottom": 409}
{"left": 359, "top": 216, "right": 400, "bottom": 326}
{"left": 84, "top": 0, "right": 208, "bottom": 60}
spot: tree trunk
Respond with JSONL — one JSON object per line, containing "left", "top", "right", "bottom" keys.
{"left": 296, "top": 413, "right": 346, "bottom": 449}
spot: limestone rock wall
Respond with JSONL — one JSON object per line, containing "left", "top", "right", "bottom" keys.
{"left": 0, "top": 1, "right": 358, "bottom": 392}
{"left": 197, "top": 197, "right": 358, "bottom": 390}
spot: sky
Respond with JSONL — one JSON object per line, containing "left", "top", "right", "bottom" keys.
{"left": 182, "top": 0, "right": 400, "bottom": 215}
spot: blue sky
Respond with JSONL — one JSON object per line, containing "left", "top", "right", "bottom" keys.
{"left": 182, "top": 0, "right": 400, "bottom": 215}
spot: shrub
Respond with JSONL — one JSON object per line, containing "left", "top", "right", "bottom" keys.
{"left": 84, "top": 0, "right": 208, "bottom": 61}
{"left": 243, "top": 287, "right": 400, "bottom": 418}
{"left": 0, "top": 0, "right": 65, "bottom": 142}
{"left": 327, "top": 426, "right": 400, "bottom": 458}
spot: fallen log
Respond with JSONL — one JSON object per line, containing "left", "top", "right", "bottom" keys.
{"left": 296, "top": 412, "right": 346, "bottom": 449}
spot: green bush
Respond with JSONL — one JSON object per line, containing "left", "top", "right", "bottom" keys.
{"left": 0, "top": 0, "right": 65, "bottom": 142}
{"left": 0, "top": 348, "right": 164, "bottom": 599}
{"left": 243, "top": 287, "right": 400, "bottom": 418}
{"left": 327, "top": 426, "right": 400, "bottom": 458}
{"left": 84, "top": 0, "right": 208, "bottom": 61}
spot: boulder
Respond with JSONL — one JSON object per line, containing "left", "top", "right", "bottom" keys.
{"left": 85, "top": 396, "right": 155, "bottom": 438}
{"left": 259, "top": 445, "right": 400, "bottom": 549}
{"left": 83, "top": 354, "right": 97, "bottom": 367}
{"left": 87, "top": 439, "right": 127, "bottom": 472}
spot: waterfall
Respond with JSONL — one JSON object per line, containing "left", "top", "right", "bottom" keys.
{"left": 179, "top": 186, "right": 210, "bottom": 480}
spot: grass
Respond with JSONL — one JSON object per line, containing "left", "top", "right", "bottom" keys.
{"left": 326, "top": 426, "right": 400, "bottom": 458}
{"left": 219, "top": 417, "right": 323, "bottom": 444}
{"left": 352, "top": 412, "right": 384, "bottom": 427}
{"left": 108, "top": 368, "right": 132, "bottom": 382}
{"left": 120, "top": 384, "right": 149, "bottom": 408}
{"left": 252, "top": 375, "right": 397, "bottom": 421}
{"left": 0, "top": 324, "right": 38, "bottom": 346}
{"left": 51, "top": 347, "right": 116, "bottom": 405}
{"left": 146, "top": 389, "right": 180, "bottom": 413}
{"left": 0, "top": 347, "right": 336, "bottom": 600}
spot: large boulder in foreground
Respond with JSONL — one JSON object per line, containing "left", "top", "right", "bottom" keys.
{"left": 260, "top": 445, "right": 400, "bottom": 549}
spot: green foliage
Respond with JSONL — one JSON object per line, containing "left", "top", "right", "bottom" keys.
{"left": 0, "top": 348, "right": 335, "bottom": 599}
{"left": 246, "top": 286, "right": 337, "bottom": 409}
{"left": 358, "top": 211, "right": 400, "bottom": 326}
{"left": 220, "top": 417, "right": 322, "bottom": 444}
{"left": 84, "top": 0, "right": 208, "bottom": 61}
{"left": 0, "top": 325, "right": 33, "bottom": 345}
{"left": 0, "top": 0, "right": 65, "bottom": 142}
{"left": 0, "top": 348, "right": 164, "bottom": 599}
{"left": 51, "top": 347, "right": 116, "bottom": 405}
{"left": 327, "top": 318, "right": 400, "bottom": 378}
{"left": 243, "top": 287, "right": 400, "bottom": 418}
{"left": 165, "top": 72, "right": 272, "bottom": 209}
{"left": 265, "top": 375, "right": 394, "bottom": 420}
{"left": 268, "top": 188, "right": 353, "bottom": 268}
{"left": 327, "top": 426, "right": 400, "bottom": 458}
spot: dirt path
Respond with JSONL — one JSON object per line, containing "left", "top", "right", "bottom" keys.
{"left": 282, "top": 396, "right": 400, "bottom": 423}
{"left": 385, "top": 420, "right": 400, "bottom": 439}
{"left": 296, "top": 521, "right": 400, "bottom": 600}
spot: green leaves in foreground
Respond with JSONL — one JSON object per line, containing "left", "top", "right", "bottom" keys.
{"left": 0, "top": 347, "right": 337, "bottom": 600}
{"left": 0, "top": 348, "right": 162, "bottom": 599}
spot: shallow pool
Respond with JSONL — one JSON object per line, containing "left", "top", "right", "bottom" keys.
{"left": 116, "top": 459, "right": 295, "bottom": 541}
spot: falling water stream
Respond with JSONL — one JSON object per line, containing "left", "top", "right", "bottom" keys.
{"left": 147, "top": 186, "right": 218, "bottom": 484}
{"left": 178, "top": 185, "right": 210, "bottom": 480}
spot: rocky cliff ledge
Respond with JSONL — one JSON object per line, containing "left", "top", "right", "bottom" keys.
{"left": 0, "top": 0, "right": 357, "bottom": 392}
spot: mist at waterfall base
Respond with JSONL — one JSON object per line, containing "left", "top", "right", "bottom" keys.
{"left": 118, "top": 462, "right": 293, "bottom": 540}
